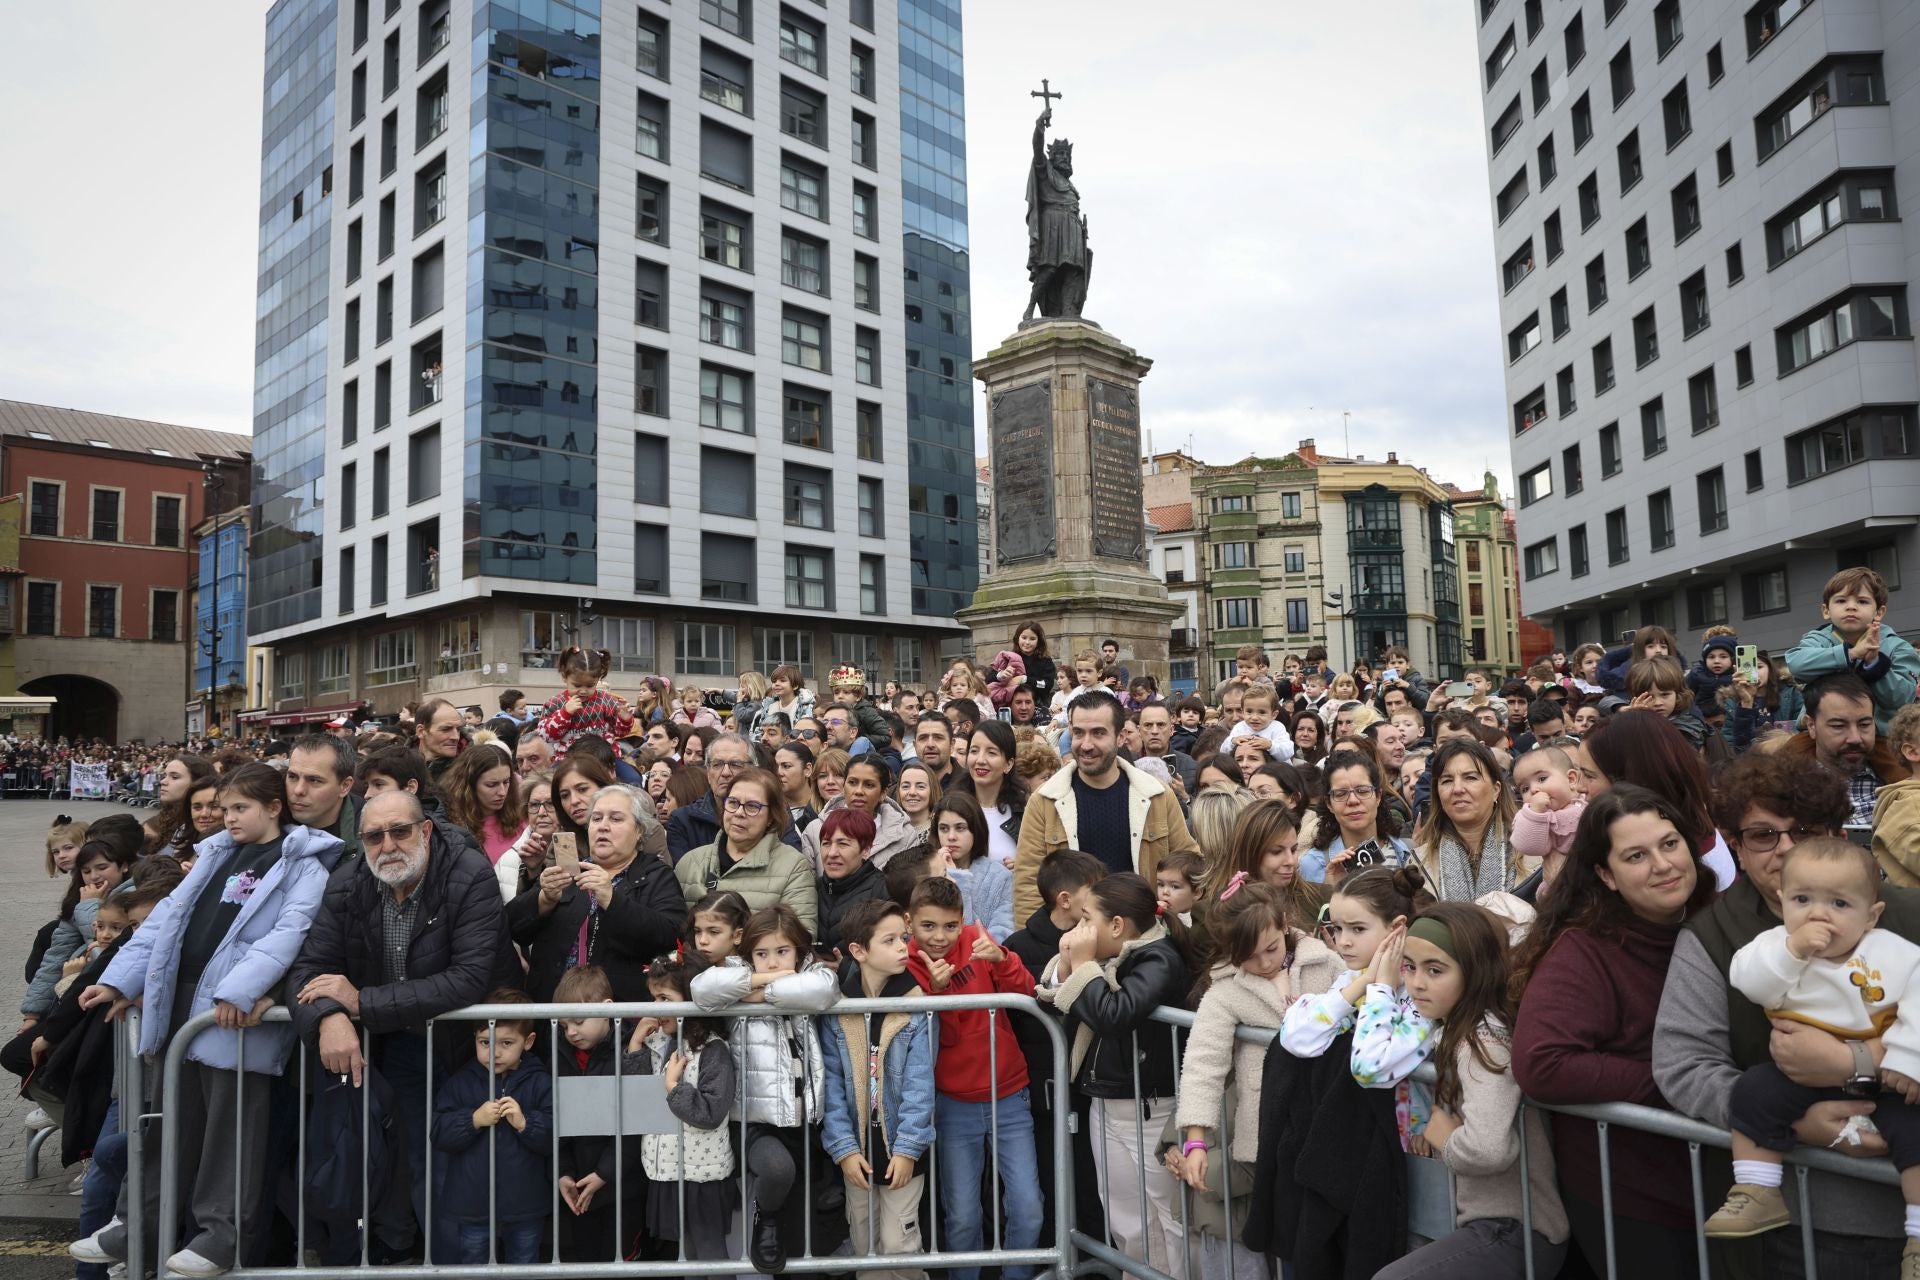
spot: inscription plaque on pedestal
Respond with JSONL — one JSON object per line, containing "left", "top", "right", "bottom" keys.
{"left": 992, "top": 382, "right": 1056, "bottom": 565}
{"left": 1088, "top": 377, "right": 1145, "bottom": 561}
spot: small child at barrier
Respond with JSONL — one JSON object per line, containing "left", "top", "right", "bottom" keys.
{"left": 551, "top": 964, "right": 642, "bottom": 1263}
{"left": 431, "top": 988, "right": 554, "bottom": 1264}
{"left": 1708, "top": 836, "right": 1920, "bottom": 1254}
{"left": 822, "top": 898, "right": 935, "bottom": 1280}
{"left": 1039, "top": 872, "right": 1192, "bottom": 1279}
{"left": 628, "top": 951, "right": 737, "bottom": 1262}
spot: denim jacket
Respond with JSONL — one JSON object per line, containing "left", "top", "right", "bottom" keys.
{"left": 820, "top": 966, "right": 936, "bottom": 1163}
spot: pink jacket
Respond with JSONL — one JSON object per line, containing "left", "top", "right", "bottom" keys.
{"left": 670, "top": 705, "right": 721, "bottom": 729}
{"left": 987, "top": 650, "right": 1027, "bottom": 708}
{"left": 1511, "top": 797, "right": 1587, "bottom": 860}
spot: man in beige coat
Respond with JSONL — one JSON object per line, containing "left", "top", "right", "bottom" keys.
{"left": 1013, "top": 689, "right": 1200, "bottom": 922}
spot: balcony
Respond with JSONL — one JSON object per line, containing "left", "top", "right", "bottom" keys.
{"left": 1349, "top": 592, "right": 1408, "bottom": 616}
{"left": 1348, "top": 526, "right": 1402, "bottom": 551}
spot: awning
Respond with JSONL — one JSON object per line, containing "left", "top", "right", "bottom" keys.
{"left": 238, "top": 699, "right": 366, "bottom": 728}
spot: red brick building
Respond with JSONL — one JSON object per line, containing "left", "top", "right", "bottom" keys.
{"left": 0, "top": 402, "right": 249, "bottom": 742}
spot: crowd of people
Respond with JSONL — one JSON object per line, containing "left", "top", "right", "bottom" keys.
{"left": 10, "top": 565, "right": 1920, "bottom": 1279}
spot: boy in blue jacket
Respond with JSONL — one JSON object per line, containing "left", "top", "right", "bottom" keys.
{"left": 822, "top": 898, "right": 936, "bottom": 1279}
{"left": 1786, "top": 566, "right": 1920, "bottom": 733}
{"left": 431, "top": 988, "right": 553, "bottom": 1264}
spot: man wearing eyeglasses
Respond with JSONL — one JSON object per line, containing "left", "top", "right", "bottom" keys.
{"left": 288, "top": 788, "right": 521, "bottom": 1262}
{"left": 664, "top": 733, "right": 806, "bottom": 862}
{"left": 1655, "top": 749, "right": 1920, "bottom": 1273}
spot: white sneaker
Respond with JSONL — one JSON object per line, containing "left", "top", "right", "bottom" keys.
{"left": 106, "top": 1265, "right": 127, "bottom": 1279}
{"left": 23, "top": 1105, "right": 55, "bottom": 1130}
{"left": 69, "top": 1220, "right": 121, "bottom": 1264}
{"left": 164, "top": 1249, "right": 227, "bottom": 1278}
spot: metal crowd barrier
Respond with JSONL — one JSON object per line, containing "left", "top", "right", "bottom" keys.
{"left": 120, "top": 993, "right": 1071, "bottom": 1280}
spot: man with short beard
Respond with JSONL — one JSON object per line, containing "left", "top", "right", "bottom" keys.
{"left": 1782, "top": 673, "right": 1905, "bottom": 825}
{"left": 287, "top": 789, "right": 519, "bottom": 1261}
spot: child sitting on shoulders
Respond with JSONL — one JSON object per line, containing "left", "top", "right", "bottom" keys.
{"left": 1786, "top": 566, "right": 1920, "bottom": 734}
{"left": 1509, "top": 747, "right": 1586, "bottom": 886}
{"left": 1226, "top": 685, "right": 1296, "bottom": 763}
{"left": 537, "top": 647, "right": 635, "bottom": 754}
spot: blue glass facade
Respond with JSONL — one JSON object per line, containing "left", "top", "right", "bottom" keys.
{"left": 898, "top": 0, "right": 979, "bottom": 617}
{"left": 465, "top": 0, "right": 601, "bottom": 585}
{"left": 249, "top": 0, "right": 337, "bottom": 635}
{"left": 195, "top": 521, "right": 249, "bottom": 693}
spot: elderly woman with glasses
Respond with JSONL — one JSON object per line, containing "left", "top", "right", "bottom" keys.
{"left": 673, "top": 766, "right": 818, "bottom": 934}
{"left": 510, "top": 784, "right": 684, "bottom": 1003}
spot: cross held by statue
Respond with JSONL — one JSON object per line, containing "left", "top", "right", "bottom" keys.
{"left": 1031, "top": 78, "right": 1062, "bottom": 108}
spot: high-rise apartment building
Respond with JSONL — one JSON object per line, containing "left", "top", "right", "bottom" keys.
{"left": 1478, "top": 0, "right": 1920, "bottom": 651}
{"left": 250, "top": 0, "right": 977, "bottom": 719}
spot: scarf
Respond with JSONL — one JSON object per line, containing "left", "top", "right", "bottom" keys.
{"left": 1435, "top": 822, "right": 1511, "bottom": 903}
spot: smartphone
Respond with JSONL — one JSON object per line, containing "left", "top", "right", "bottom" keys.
{"left": 1735, "top": 644, "right": 1759, "bottom": 683}
{"left": 1445, "top": 680, "right": 1473, "bottom": 699}
{"left": 998, "top": 707, "right": 1013, "bottom": 722}
{"left": 1350, "top": 838, "right": 1386, "bottom": 870}
{"left": 553, "top": 831, "right": 580, "bottom": 872}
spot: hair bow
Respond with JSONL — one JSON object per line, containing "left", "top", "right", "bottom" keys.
{"left": 1218, "top": 870, "right": 1250, "bottom": 902}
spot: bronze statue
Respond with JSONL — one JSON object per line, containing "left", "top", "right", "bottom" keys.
{"left": 1023, "top": 81, "right": 1091, "bottom": 323}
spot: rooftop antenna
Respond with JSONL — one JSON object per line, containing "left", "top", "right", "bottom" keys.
{"left": 1343, "top": 410, "right": 1352, "bottom": 459}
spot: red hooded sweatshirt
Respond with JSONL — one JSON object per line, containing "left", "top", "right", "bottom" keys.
{"left": 905, "top": 922, "right": 1037, "bottom": 1103}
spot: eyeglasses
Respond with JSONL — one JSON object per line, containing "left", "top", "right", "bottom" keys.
{"left": 1328, "top": 785, "right": 1378, "bottom": 802}
{"left": 363, "top": 821, "right": 421, "bottom": 848}
{"left": 708, "top": 758, "right": 748, "bottom": 773}
{"left": 1737, "top": 825, "right": 1826, "bottom": 852}
{"left": 793, "top": 729, "right": 820, "bottom": 740}
{"left": 722, "top": 797, "right": 768, "bottom": 816}
{"left": 527, "top": 799, "right": 556, "bottom": 811}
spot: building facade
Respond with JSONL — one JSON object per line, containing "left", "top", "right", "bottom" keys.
{"left": 189, "top": 509, "right": 250, "bottom": 738}
{"left": 1191, "top": 456, "right": 1331, "bottom": 688}
{"left": 1316, "top": 455, "right": 1464, "bottom": 681}
{"left": 1450, "top": 475, "right": 1524, "bottom": 673}
{"left": 0, "top": 402, "right": 250, "bottom": 742}
{"left": 1478, "top": 0, "right": 1920, "bottom": 652}
{"left": 250, "top": 0, "right": 977, "bottom": 722}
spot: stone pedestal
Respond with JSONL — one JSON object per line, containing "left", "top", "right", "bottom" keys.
{"left": 958, "top": 320, "right": 1183, "bottom": 682}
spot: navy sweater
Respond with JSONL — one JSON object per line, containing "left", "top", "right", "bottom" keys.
{"left": 431, "top": 1055, "right": 554, "bottom": 1224}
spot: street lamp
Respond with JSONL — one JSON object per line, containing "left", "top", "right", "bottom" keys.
{"left": 199, "top": 462, "right": 228, "bottom": 736}
{"left": 1323, "top": 587, "right": 1348, "bottom": 674}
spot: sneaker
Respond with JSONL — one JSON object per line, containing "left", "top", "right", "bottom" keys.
{"left": 69, "top": 1220, "right": 123, "bottom": 1264}
{"left": 1704, "top": 1184, "right": 1790, "bottom": 1238}
{"left": 164, "top": 1248, "right": 228, "bottom": 1278}
{"left": 106, "top": 1265, "right": 127, "bottom": 1279}
{"left": 23, "top": 1105, "right": 55, "bottom": 1130}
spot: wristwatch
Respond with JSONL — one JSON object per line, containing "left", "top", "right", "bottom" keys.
{"left": 1843, "top": 1039, "right": 1881, "bottom": 1097}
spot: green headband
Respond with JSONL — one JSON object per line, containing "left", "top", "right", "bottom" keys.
{"left": 1408, "top": 916, "right": 1458, "bottom": 960}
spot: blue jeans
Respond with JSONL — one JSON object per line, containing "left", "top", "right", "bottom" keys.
{"left": 77, "top": 1098, "right": 127, "bottom": 1280}
{"left": 455, "top": 1219, "right": 543, "bottom": 1264}
{"left": 934, "top": 1088, "right": 1044, "bottom": 1280}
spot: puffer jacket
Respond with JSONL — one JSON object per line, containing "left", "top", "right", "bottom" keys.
{"left": 23, "top": 888, "right": 128, "bottom": 1018}
{"left": 108, "top": 825, "right": 342, "bottom": 1073}
{"left": 691, "top": 956, "right": 836, "bottom": 1127}
{"left": 749, "top": 690, "right": 817, "bottom": 740}
{"left": 1040, "top": 926, "right": 1190, "bottom": 1099}
{"left": 803, "top": 796, "right": 925, "bottom": 872}
{"left": 674, "top": 828, "right": 820, "bottom": 935}
{"left": 1175, "top": 937, "right": 1339, "bottom": 1163}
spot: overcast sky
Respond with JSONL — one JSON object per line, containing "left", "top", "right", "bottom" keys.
{"left": 0, "top": 2, "right": 1511, "bottom": 493}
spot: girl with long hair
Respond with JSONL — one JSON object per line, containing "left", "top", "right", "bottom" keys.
{"left": 147, "top": 753, "right": 213, "bottom": 857}
{"left": 951, "top": 719, "right": 1028, "bottom": 869}
{"left": 440, "top": 742, "right": 528, "bottom": 865}
{"left": 1578, "top": 710, "right": 1738, "bottom": 889}
{"left": 774, "top": 741, "right": 823, "bottom": 830}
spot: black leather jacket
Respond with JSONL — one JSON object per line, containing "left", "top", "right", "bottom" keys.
{"left": 1062, "top": 937, "right": 1189, "bottom": 1099}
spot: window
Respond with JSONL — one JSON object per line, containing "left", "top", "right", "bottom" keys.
{"left": 1743, "top": 568, "right": 1790, "bottom": 617}
{"left": 340, "top": 463, "right": 358, "bottom": 530}
{"left": 410, "top": 244, "right": 444, "bottom": 322}
{"left": 1727, "top": 241, "right": 1746, "bottom": 286}
{"left": 372, "top": 447, "right": 390, "bottom": 516}
{"left": 700, "top": 202, "right": 750, "bottom": 270}
{"left": 1648, "top": 489, "right": 1675, "bottom": 550}
{"left": 785, "top": 547, "right": 832, "bottom": 610}
{"left": 755, "top": 628, "right": 814, "bottom": 677}
{"left": 1586, "top": 253, "right": 1608, "bottom": 310}
{"left": 634, "top": 259, "right": 666, "bottom": 330}
{"left": 1736, "top": 344, "right": 1755, "bottom": 386}
{"left": 1688, "top": 582, "right": 1729, "bottom": 628}
{"left": 1493, "top": 96, "right": 1524, "bottom": 154}
{"left": 858, "top": 477, "right": 882, "bottom": 537}
{"left": 1717, "top": 142, "right": 1735, "bottom": 184}
{"left": 784, "top": 464, "right": 831, "bottom": 530}
{"left": 636, "top": 177, "right": 668, "bottom": 244}
{"left": 860, "top": 555, "right": 885, "bottom": 615}
{"left": 1688, "top": 367, "right": 1720, "bottom": 433}
{"left": 1525, "top": 0, "right": 1543, "bottom": 41}
{"left": 1748, "top": 0, "right": 1816, "bottom": 57}
{"left": 1213, "top": 598, "right": 1259, "bottom": 630}
{"left": 1746, "top": 448, "right": 1764, "bottom": 491}
{"left": 855, "top": 327, "right": 878, "bottom": 385}
{"left": 406, "top": 425, "right": 439, "bottom": 504}
{"left": 699, "top": 118, "right": 754, "bottom": 190}
{"left": 1214, "top": 541, "right": 1255, "bottom": 569}
{"left": 700, "top": 284, "right": 751, "bottom": 351}
{"left": 1503, "top": 240, "right": 1536, "bottom": 293}
{"left": 1284, "top": 546, "right": 1307, "bottom": 573}
{"left": 1281, "top": 492, "right": 1303, "bottom": 519}
{"left": 780, "top": 79, "right": 826, "bottom": 147}
{"left": 700, "top": 448, "right": 756, "bottom": 517}
{"left": 701, "top": 0, "right": 748, "bottom": 39}
{"left": 1758, "top": 57, "right": 1883, "bottom": 162}
{"left": 631, "top": 434, "right": 669, "bottom": 507}
{"left": 635, "top": 90, "right": 668, "bottom": 161}
{"left": 344, "top": 298, "right": 360, "bottom": 362}
{"left": 635, "top": 345, "right": 667, "bottom": 416}
{"left": 1610, "top": 46, "right": 1634, "bottom": 109}
{"left": 1549, "top": 287, "right": 1569, "bottom": 339}
{"left": 852, "top": 182, "right": 877, "bottom": 239}
{"left": 1509, "top": 312, "right": 1542, "bottom": 362}
{"left": 1672, "top": 176, "right": 1702, "bottom": 246}
{"left": 1538, "top": 136, "right": 1558, "bottom": 187}
{"left": 700, "top": 365, "right": 751, "bottom": 434}
{"left": 1497, "top": 169, "right": 1529, "bottom": 224}
{"left": 1839, "top": 543, "right": 1902, "bottom": 592}
{"left": 633, "top": 525, "right": 669, "bottom": 595}
{"left": 782, "top": 308, "right": 827, "bottom": 370}
{"left": 1564, "top": 443, "right": 1584, "bottom": 493}
{"left": 1525, "top": 538, "right": 1559, "bottom": 578}
{"left": 346, "top": 219, "right": 363, "bottom": 282}
{"left": 1557, "top": 364, "right": 1577, "bottom": 416}
{"left": 1681, "top": 270, "right": 1710, "bottom": 337}
{"left": 1578, "top": 172, "right": 1600, "bottom": 228}
{"left": 1708, "top": 41, "right": 1725, "bottom": 84}
{"left": 851, "top": 43, "right": 875, "bottom": 98}
{"left": 1698, "top": 467, "right": 1728, "bottom": 533}
{"left": 1214, "top": 494, "right": 1250, "bottom": 514}
{"left": 1642, "top": 396, "right": 1667, "bottom": 457}
{"left": 784, "top": 384, "right": 830, "bottom": 449}
{"left": 1532, "top": 59, "right": 1551, "bottom": 113}
{"left": 780, "top": 154, "right": 826, "bottom": 219}
{"left": 1618, "top": 131, "right": 1643, "bottom": 192}
{"left": 27, "top": 481, "right": 59, "bottom": 537}
{"left": 1571, "top": 93, "right": 1592, "bottom": 150}
{"left": 1767, "top": 173, "right": 1898, "bottom": 267}
{"left": 87, "top": 585, "right": 118, "bottom": 638}
{"left": 1515, "top": 386, "right": 1548, "bottom": 434}
{"left": 373, "top": 362, "right": 391, "bottom": 431}
{"left": 150, "top": 589, "right": 179, "bottom": 643}
{"left": 1641, "top": 595, "right": 1677, "bottom": 631}
{"left": 852, "top": 111, "right": 876, "bottom": 169}
{"left": 1606, "top": 508, "right": 1630, "bottom": 564}
{"left": 1566, "top": 13, "right": 1586, "bottom": 68}
{"left": 680, "top": 622, "right": 737, "bottom": 677}
{"left": 700, "top": 44, "right": 751, "bottom": 114}
{"left": 1487, "top": 26, "right": 1518, "bottom": 87}
{"left": 1545, "top": 210, "right": 1564, "bottom": 261}
{"left": 853, "top": 254, "right": 879, "bottom": 311}
{"left": 1655, "top": 0, "right": 1682, "bottom": 55}
{"left": 277, "top": 651, "right": 307, "bottom": 701}
{"left": 780, "top": 9, "right": 823, "bottom": 72}
{"left": 1592, "top": 337, "right": 1615, "bottom": 393}
{"left": 700, "top": 533, "right": 756, "bottom": 603}
{"left": 24, "top": 582, "right": 54, "bottom": 636}
{"left": 1600, "top": 422, "right": 1622, "bottom": 476}
{"left": 1786, "top": 406, "right": 1917, "bottom": 484}
{"left": 375, "top": 275, "right": 394, "bottom": 344}
{"left": 1778, "top": 289, "right": 1909, "bottom": 375}
{"left": 338, "top": 547, "right": 357, "bottom": 614}
{"left": 414, "top": 157, "right": 447, "bottom": 233}
{"left": 1626, "top": 216, "right": 1651, "bottom": 277}
{"left": 1286, "top": 599, "right": 1311, "bottom": 633}
{"left": 857, "top": 402, "right": 881, "bottom": 461}
{"left": 90, "top": 488, "right": 121, "bottom": 542}
{"left": 636, "top": 12, "right": 667, "bottom": 78}
{"left": 851, "top": 0, "right": 873, "bottom": 30}
{"left": 1569, "top": 524, "right": 1590, "bottom": 577}
{"left": 1634, "top": 307, "right": 1660, "bottom": 367}
{"left": 1520, "top": 461, "right": 1554, "bottom": 505}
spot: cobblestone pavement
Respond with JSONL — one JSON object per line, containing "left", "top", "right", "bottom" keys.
{"left": 0, "top": 798, "right": 146, "bottom": 1230}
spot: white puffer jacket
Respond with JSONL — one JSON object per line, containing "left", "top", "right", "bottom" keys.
{"left": 690, "top": 955, "right": 835, "bottom": 1127}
